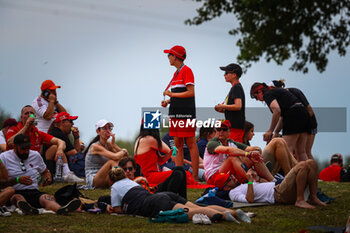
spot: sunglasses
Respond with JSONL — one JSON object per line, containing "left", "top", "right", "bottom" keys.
{"left": 216, "top": 128, "right": 229, "bottom": 132}
{"left": 101, "top": 126, "right": 113, "bottom": 131}
{"left": 63, "top": 119, "right": 73, "bottom": 123}
{"left": 20, "top": 160, "right": 26, "bottom": 172}
{"left": 123, "top": 167, "right": 134, "bottom": 172}
{"left": 168, "top": 53, "right": 174, "bottom": 57}
{"left": 224, "top": 71, "right": 235, "bottom": 75}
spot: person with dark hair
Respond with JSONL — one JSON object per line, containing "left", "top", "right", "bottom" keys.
{"left": 84, "top": 119, "right": 128, "bottom": 189}
{"left": 32, "top": 80, "right": 67, "bottom": 133}
{"left": 134, "top": 125, "right": 197, "bottom": 187}
{"left": 161, "top": 45, "right": 199, "bottom": 181}
{"left": 203, "top": 120, "right": 274, "bottom": 185}
{"left": 107, "top": 166, "right": 251, "bottom": 224}
{"left": 214, "top": 63, "right": 245, "bottom": 143}
{"left": 45, "top": 112, "right": 85, "bottom": 180}
{"left": 270, "top": 79, "right": 317, "bottom": 160}
{"left": 0, "top": 134, "right": 81, "bottom": 215}
{"left": 319, "top": 153, "right": 344, "bottom": 182}
{"left": 119, "top": 157, "right": 187, "bottom": 198}
{"left": 250, "top": 82, "right": 310, "bottom": 161}
{"left": 197, "top": 127, "right": 216, "bottom": 159}
{"left": 243, "top": 121, "right": 254, "bottom": 146}
{"left": 0, "top": 118, "right": 17, "bottom": 152}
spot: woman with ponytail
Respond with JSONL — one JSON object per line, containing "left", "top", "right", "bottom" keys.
{"left": 84, "top": 119, "right": 128, "bottom": 188}
{"left": 250, "top": 82, "right": 309, "bottom": 161}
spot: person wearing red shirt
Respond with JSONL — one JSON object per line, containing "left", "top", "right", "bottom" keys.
{"left": 319, "top": 153, "right": 343, "bottom": 182}
{"left": 5, "top": 105, "right": 81, "bottom": 182}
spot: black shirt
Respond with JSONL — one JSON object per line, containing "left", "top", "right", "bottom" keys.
{"left": 49, "top": 127, "right": 74, "bottom": 153}
{"left": 287, "top": 88, "right": 309, "bottom": 107}
{"left": 224, "top": 83, "right": 245, "bottom": 129}
{"left": 263, "top": 88, "right": 299, "bottom": 116}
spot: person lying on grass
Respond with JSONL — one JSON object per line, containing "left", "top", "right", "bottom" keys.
{"left": 106, "top": 166, "right": 251, "bottom": 223}
{"left": 225, "top": 159, "right": 326, "bottom": 209}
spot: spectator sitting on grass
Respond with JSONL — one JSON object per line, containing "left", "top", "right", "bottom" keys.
{"left": 319, "top": 153, "right": 350, "bottom": 182}
{"left": 107, "top": 166, "right": 252, "bottom": 224}
{"left": 84, "top": 119, "right": 129, "bottom": 189}
{"left": 227, "top": 160, "right": 327, "bottom": 209}
{"left": 0, "top": 118, "right": 17, "bottom": 153}
{"left": 46, "top": 112, "right": 85, "bottom": 179}
{"left": 0, "top": 134, "right": 81, "bottom": 215}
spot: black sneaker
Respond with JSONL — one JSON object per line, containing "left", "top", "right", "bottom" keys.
{"left": 17, "top": 201, "right": 39, "bottom": 215}
{"left": 56, "top": 199, "right": 81, "bottom": 215}
{"left": 0, "top": 206, "right": 11, "bottom": 217}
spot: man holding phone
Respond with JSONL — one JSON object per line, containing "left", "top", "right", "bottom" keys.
{"left": 32, "top": 80, "right": 66, "bottom": 133}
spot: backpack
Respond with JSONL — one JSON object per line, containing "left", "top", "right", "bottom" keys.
{"left": 54, "top": 183, "right": 83, "bottom": 206}
{"left": 149, "top": 208, "right": 189, "bottom": 223}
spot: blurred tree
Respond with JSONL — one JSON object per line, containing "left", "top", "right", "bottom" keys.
{"left": 185, "top": 0, "right": 350, "bottom": 73}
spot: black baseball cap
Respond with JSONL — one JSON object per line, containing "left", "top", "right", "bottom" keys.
{"left": 220, "top": 63, "right": 242, "bottom": 77}
{"left": 14, "top": 134, "right": 32, "bottom": 148}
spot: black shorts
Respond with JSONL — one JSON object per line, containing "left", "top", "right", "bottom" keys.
{"left": 140, "top": 192, "right": 187, "bottom": 217}
{"left": 283, "top": 104, "right": 310, "bottom": 135}
{"left": 15, "top": 189, "right": 46, "bottom": 208}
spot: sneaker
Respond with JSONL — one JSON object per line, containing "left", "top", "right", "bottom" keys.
{"left": 0, "top": 206, "right": 11, "bottom": 217}
{"left": 236, "top": 209, "right": 251, "bottom": 223}
{"left": 17, "top": 201, "right": 39, "bottom": 215}
{"left": 56, "top": 199, "right": 81, "bottom": 215}
{"left": 63, "top": 172, "right": 84, "bottom": 183}
{"left": 200, "top": 214, "right": 212, "bottom": 225}
{"left": 192, "top": 213, "right": 202, "bottom": 224}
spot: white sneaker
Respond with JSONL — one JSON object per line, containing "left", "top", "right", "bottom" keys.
{"left": 192, "top": 214, "right": 202, "bottom": 224}
{"left": 200, "top": 214, "right": 212, "bottom": 225}
{"left": 0, "top": 206, "right": 11, "bottom": 217}
{"left": 236, "top": 209, "right": 251, "bottom": 223}
{"left": 63, "top": 172, "right": 84, "bottom": 183}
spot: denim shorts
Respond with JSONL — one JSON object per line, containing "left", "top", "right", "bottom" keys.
{"left": 85, "top": 168, "right": 99, "bottom": 189}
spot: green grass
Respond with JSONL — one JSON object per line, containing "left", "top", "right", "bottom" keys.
{"left": 1, "top": 182, "right": 349, "bottom": 233}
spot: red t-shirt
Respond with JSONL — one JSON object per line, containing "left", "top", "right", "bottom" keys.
{"left": 6, "top": 122, "right": 53, "bottom": 152}
{"left": 319, "top": 164, "right": 342, "bottom": 182}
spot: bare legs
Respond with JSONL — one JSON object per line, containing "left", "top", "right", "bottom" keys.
{"left": 305, "top": 134, "right": 315, "bottom": 160}
{"left": 0, "top": 187, "right": 15, "bottom": 206}
{"left": 93, "top": 160, "right": 119, "bottom": 188}
{"left": 174, "top": 136, "right": 199, "bottom": 181}
{"left": 283, "top": 133, "right": 308, "bottom": 161}
{"left": 263, "top": 138, "right": 297, "bottom": 175}
{"left": 293, "top": 160, "right": 326, "bottom": 209}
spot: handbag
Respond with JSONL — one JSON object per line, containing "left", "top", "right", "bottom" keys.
{"left": 149, "top": 208, "right": 189, "bottom": 223}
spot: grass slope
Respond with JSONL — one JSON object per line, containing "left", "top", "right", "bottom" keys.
{"left": 1, "top": 181, "right": 349, "bottom": 233}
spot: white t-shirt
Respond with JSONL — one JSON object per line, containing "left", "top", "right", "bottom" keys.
{"left": 0, "top": 130, "right": 6, "bottom": 144}
{"left": 0, "top": 149, "right": 46, "bottom": 190}
{"left": 111, "top": 178, "right": 139, "bottom": 208}
{"left": 32, "top": 96, "right": 57, "bottom": 133}
{"left": 229, "top": 182, "right": 276, "bottom": 204}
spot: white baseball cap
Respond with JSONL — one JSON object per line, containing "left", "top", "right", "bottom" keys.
{"left": 95, "top": 119, "right": 114, "bottom": 130}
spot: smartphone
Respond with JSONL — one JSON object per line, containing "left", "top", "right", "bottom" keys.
{"left": 241, "top": 163, "right": 249, "bottom": 172}
{"left": 43, "top": 89, "right": 50, "bottom": 98}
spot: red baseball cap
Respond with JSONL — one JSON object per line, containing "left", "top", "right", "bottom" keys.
{"left": 41, "top": 80, "right": 61, "bottom": 91}
{"left": 214, "top": 172, "right": 230, "bottom": 190}
{"left": 164, "top": 45, "right": 186, "bottom": 60}
{"left": 55, "top": 112, "right": 78, "bottom": 123}
{"left": 218, "top": 119, "right": 231, "bottom": 128}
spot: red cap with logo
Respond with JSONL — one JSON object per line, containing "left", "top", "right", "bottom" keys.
{"left": 41, "top": 80, "right": 61, "bottom": 91}
{"left": 55, "top": 112, "right": 78, "bottom": 123}
{"left": 164, "top": 45, "right": 186, "bottom": 60}
{"left": 214, "top": 172, "right": 230, "bottom": 190}
{"left": 219, "top": 119, "right": 231, "bottom": 128}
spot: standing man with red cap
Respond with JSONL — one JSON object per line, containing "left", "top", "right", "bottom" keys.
{"left": 214, "top": 63, "right": 245, "bottom": 143}
{"left": 32, "top": 80, "right": 67, "bottom": 133}
{"left": 162, "top": 45, "right": 199, "bottom": 181}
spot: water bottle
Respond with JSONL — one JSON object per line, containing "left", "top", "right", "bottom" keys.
{"left": 172, "top": 146, "right": 177, "bottom": 157}
{"left": 55, "top": 156, "right": 64, "bottom": 183}
{"left": 208, "top": 187, "right": 218, "bottom": 197}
